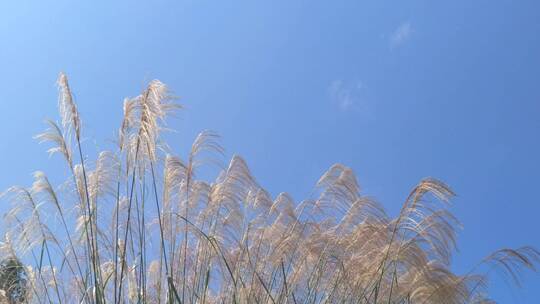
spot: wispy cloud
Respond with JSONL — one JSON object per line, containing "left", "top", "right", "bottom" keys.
{"left": 328, "top": 80, "right": 374, "bottom": 118}
{"left": 329, "top": 80, "right": 355, "bottom": 111}
{"left": 390, "top": 22, "right": 413, "bottom": 49}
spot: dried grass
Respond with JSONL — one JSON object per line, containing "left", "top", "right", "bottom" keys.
{"left": 0, "top": 73, "right": 538, "bottom": 304}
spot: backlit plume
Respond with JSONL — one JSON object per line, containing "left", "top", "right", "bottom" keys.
{"left": 0, "top": 74, "right": 537, "bottom": 303}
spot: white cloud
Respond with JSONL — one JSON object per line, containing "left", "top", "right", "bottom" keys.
{"left": 328, "top": 80, "right": 373, "bottom": 117}
{"left": 329, "top": 80, "right": 354, "bottom": 110}
{"left": 390, "top": 22, "right": 413, "bottom": 49}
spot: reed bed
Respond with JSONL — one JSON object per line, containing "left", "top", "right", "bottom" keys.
{"left": 0, "top": 73, "right": 537, "bottom": 303}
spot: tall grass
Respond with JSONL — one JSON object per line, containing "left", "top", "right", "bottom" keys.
{"left": 0, "top": 73, "right": 538, "bottom": 303}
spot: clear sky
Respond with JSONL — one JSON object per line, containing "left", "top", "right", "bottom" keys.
{"left": 1, "top": 1, "right": 539, "bottom": 302}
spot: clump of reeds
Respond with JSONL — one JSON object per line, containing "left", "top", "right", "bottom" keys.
{"left": 0, "top": 73, "right": 538, "bottom": 303}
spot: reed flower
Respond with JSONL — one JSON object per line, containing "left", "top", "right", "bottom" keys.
{"left": 1, "top": 74, "right": 538, "bottom": 303}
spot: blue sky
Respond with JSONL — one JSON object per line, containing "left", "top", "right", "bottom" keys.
{"left": 1, "top": 1, "right": 539, "bottom": 302}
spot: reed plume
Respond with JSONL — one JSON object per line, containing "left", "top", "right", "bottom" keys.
{"left": 1, "top": 73, "right": 538, "bottom": 304}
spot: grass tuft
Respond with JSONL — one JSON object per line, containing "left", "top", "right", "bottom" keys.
{"left": 0, "top": 73, "right": 538, "bottom": 303}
